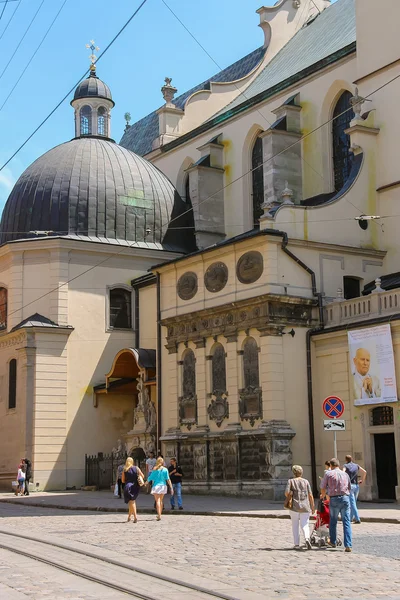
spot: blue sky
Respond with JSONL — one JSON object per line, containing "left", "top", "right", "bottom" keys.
{"left": 0, "top": 0, "right": 336, "bottom": 208}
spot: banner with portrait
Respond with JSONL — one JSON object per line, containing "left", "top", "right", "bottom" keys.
{"left": 348, "top": 324, "right": 398, "bottom": 406}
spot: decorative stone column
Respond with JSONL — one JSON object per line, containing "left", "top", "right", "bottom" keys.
{"left": 225, "top": 334, "right": 239, "bottom": 423}
{"left": 195, "top": 339, "right": 207, "bottom": 427}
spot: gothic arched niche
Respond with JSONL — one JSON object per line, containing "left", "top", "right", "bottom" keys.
{"left": 332, "top": 91, "right": 354, "bottom": 192}
{"left": 208, "top": 343, "right": 229, "bottom": 427}
{"left": 239, "top": 337, "right": 262, "bottom": 426}
{"left": 179, "top": 349, "right": 197, "bottom": 429}
{"left": 251, "top": 135, "right": 264, "bottom": 228}
{"left": 211, "top": 343, "right": 227, "bottom": 395}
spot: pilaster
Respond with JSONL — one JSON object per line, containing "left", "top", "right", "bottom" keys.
{"left": 259, "top": 332, "right": 285, "bottom": 421}
{"left": 8, "top": 251, "right": 23, "bottom": 330}
{"left": 226, "top": 337, "right": 239, "bottom": 422}
{"left": 49, "top": 250, "right": 69, "bottom": 326}
{"left": 196, "top": 343, "right": 207, "bottom": 426}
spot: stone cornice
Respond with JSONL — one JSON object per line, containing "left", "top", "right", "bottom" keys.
{"left": 285, "top": 238, "right": 386, "bottom": 258}
{"left": 0, "top": 330, "right": 26, "bottom": 349}
{"left": 162, "top": 293, "right": 317, "bottom": 352}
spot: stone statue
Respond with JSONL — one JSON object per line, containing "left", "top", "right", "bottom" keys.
{"left": 147, "top": 399, "right": 157, "bottom": 432}
{"left": 112, "top": 439, "right": 124, "bottom": 460}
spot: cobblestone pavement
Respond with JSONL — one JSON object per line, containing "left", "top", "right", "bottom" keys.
{"left": 0, "top": 504, "right": 399, "bottom": 599}
{"left": 1, "top": 491, "right": 399, "bottom": 522}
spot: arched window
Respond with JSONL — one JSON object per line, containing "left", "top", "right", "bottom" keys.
{"left": 239, "top": 338, "right": 262, "bottom": 426}
{"left": 251, "top": 135, "right": 264, "bottom": 228}
{"left": 109, "top": 288, "right": 132, "bottom": 329}
{"left": 97, "top": 107, "right": 107, "bottom": 136}
{"left": 8, "top": 359, "right": 17, "bottom": 410}
{"left": 332, "top": 91, "right": 354, "bottom": 191}
{"left": 179, "top": 349, "right": 197, "bottom": 429}
{"left": 211, "top": 344, "right": 227, "bottom": 395}
{"left": 0, "top": 287, "right": 7, "bottom": 330}
{"left": 80, "top": 105, "right": 92, "bottom": 135}
{"left": 184, "top": 176, "right": 191, "bottom": 204}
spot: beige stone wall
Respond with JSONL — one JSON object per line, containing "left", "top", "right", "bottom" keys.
{"left": 312, "top": 325, "right": 400, "bottom": 500}
{"left": 138, "top": 284, "right": 157, "bottom": 349}
{"left": 0, "top": 331, "right": 28, "bottom": 491}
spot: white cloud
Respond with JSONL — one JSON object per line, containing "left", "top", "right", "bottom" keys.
{"left": 0, "top": 167, "right": 16, "bottom": 211}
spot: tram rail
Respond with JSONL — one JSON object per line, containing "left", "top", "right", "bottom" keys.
{"left": 0, "top": 529, "right": 241, "bottom": 600}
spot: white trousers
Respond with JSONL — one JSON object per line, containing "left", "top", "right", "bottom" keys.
{"left": 289, "top": 510, "right": 310, "bottom": 546}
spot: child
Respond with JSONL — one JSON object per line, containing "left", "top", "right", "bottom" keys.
{"left": 17, "top": 462, "right": 26, "bottom": 496}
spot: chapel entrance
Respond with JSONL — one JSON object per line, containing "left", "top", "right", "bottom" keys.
{"left": 374, "top": 433, "right": 397, "bottom": 500}
{"left": 130, "top": 446, "right": 146, "bottom": 472}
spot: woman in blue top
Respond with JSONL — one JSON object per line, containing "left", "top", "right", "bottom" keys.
{"left": 148, "top": 456, "right": 173, "bottom": 521}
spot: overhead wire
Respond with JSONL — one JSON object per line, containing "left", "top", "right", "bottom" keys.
{"left": 4, "top": 67, "right": 399, "bottom": 321}
{"left": 0, "top": 0, "right": 21, "bottom": 41}
{"left": 0, "top": 0, "right": 45, "bottom": 81}
{"left": 0, "top": 0, "right": 150, "bottom": 173}
{"left": 0, "top": 0, "right": 9, "bottom": 22}
{"left": 161, "top": 0, "right": 366, "bottom": 220}
{"left": 1, "top": 5, "right": 400, "bottom": 319}
{"left": 0, "top": 0, "right": 69, "bottom": 112}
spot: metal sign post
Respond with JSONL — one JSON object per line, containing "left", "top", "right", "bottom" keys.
{"left": 322, "top": 396, "right": 345, "bottom": 458}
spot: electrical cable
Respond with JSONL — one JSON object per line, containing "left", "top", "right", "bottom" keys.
{"left": 0, "top": 0, "right": 21, "bottom": 41}
{"left": 0, "top": 0, "right": 150, "bottom": 173}
{"left": 4, "top": 66, "right": 398, "bottom": 321}
{"left": 0, "top": 0, "right": 9, "bottom": 22}
{"left": 2, "top": 17, "right": 400, "bottom": 319}
{"left": 0, "top": 0, "right": 45, "bottom": 81}
{"left": 0, "top": 0, "right": 69, "bottom": 112}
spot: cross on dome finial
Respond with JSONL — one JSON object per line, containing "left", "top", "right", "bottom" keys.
{"left": 86, "top": 39, "right": 100, "bottom": 74}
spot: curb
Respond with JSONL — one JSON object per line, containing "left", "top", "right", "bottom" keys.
{"left": 0, "top": 498, "right": 399, "bottom": 524}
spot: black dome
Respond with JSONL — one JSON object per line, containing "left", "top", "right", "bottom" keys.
{"left": 0, "top": 138, "right": 195, "bottom": 252}
{"left": 73, "top": 73, "right": 113, "bottom": 104}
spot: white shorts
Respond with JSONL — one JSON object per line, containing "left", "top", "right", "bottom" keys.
{"left": 151, "top": 484, "right": 167, "bottom": 495}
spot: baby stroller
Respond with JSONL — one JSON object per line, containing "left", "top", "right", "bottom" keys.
{"left": 310, "top": 498, "right": 342, "bottom": 547}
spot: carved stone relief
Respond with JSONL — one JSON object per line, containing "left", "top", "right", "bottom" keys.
{"left": 208, "top": 392, "right": 229, "bottom": 427}
{"left": 236, "top": 251, "right": 263, "bottom": 284}
{"left": 177, "top": 271, "right": 198, "bottom": 300}
{"left": 239, "top": 386, "right": 263, "bottom": 426}
{"left": 204, "top": 262, "right": 228, "bottom": 293}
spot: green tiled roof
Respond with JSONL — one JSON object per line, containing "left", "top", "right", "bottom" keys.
{"left": 213, "top": 0, "right": 355, "bottom": 118}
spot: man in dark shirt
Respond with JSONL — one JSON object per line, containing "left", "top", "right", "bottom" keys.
{"left": 343, "top": 454, "right": 367, "bottom": 524}
{"left": 168, "top": 457, "right": 183, "bottom": 510}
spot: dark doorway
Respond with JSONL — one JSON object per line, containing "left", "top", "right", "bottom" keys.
{"left": 374, "top": 433, "right": 397, "bottom": 500}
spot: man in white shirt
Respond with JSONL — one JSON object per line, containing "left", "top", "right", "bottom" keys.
{"left": 353, "top": 348, "right": 381, "bottom": 400}
{"left": 145, "top": 452, "right": 156, "bottom": 478}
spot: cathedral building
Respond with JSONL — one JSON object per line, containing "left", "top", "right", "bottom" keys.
{"left": 0, "top": 0, "right": 399, "bottom": 501}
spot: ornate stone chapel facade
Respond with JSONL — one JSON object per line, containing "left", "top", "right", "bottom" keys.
{"left": 0, "top": 0, "right": 400, "bottom": 501}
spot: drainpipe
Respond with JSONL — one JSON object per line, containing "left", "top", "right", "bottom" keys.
{"left": 134, "top": 286, "right": 140, "bottom": 347}
{"left": 156, "top": 272, "right": 162, "bottom": 455}
{"left": 279, "top": 232, "right": 324, "bottom": 495}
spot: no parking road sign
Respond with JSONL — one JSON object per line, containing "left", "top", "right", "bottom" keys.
{"left": 323, "top": 396, "right": 344, "bottom": 419}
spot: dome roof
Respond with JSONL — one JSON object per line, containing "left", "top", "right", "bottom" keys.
{"left": 0, "top": 138, "right": 195, "bottom": 252}
{"left": 73, "top": 73, "right": 113, "bottom": 104}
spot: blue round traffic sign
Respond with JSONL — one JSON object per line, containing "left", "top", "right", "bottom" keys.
{"left": 323, "top": 396, "right": 344, "bottom": 418}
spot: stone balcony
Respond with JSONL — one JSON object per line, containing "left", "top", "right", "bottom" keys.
{"left": 325, "top": 280, "right": 400, "bottom": 327}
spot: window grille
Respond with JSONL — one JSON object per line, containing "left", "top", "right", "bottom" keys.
{"left": 370, "top": 406, "right": 394, "bottom": 426}
{"left": 80, "top": 105, "right": 92, "bottom": 135}
{"left": 109, "top": 288, "right": 132, "bottom": 329}
{"left": 251, "top": 136, "right": 264, "bottom": 227}
{"left": 332, "top": 91, "right": 354, "bottom": 191}
{"left": 97, "top": 107, "right": 107, "bottom": 136}
{"left": 8, "top": 359, "right": 16, "bottom": 410}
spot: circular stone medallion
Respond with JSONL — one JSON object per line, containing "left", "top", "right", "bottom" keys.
{"left": 204, "top": 262, "right": 228, "bottom": 293}
{"left": 236, "top": 251, "right": 263, "bottom": 284}
{"left": 177, "top": 271, "right": 198, "bottom": 300}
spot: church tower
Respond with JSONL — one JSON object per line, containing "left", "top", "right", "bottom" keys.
{"left": 70, "top": 41, "right": 114, "bottom": 139}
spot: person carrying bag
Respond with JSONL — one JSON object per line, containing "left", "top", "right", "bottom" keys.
{"left": 285, "top": 465, "right": 315, "bottom": 550}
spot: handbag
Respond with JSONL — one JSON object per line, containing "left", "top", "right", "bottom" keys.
{"left": 137, "top": 474, "right": 145, "bottom": 487}
{"left": 284, "top": 479, "right": 293, "bottom": 510}
{"left": 113, "top": 482, "right": 119, "bottom": 497}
